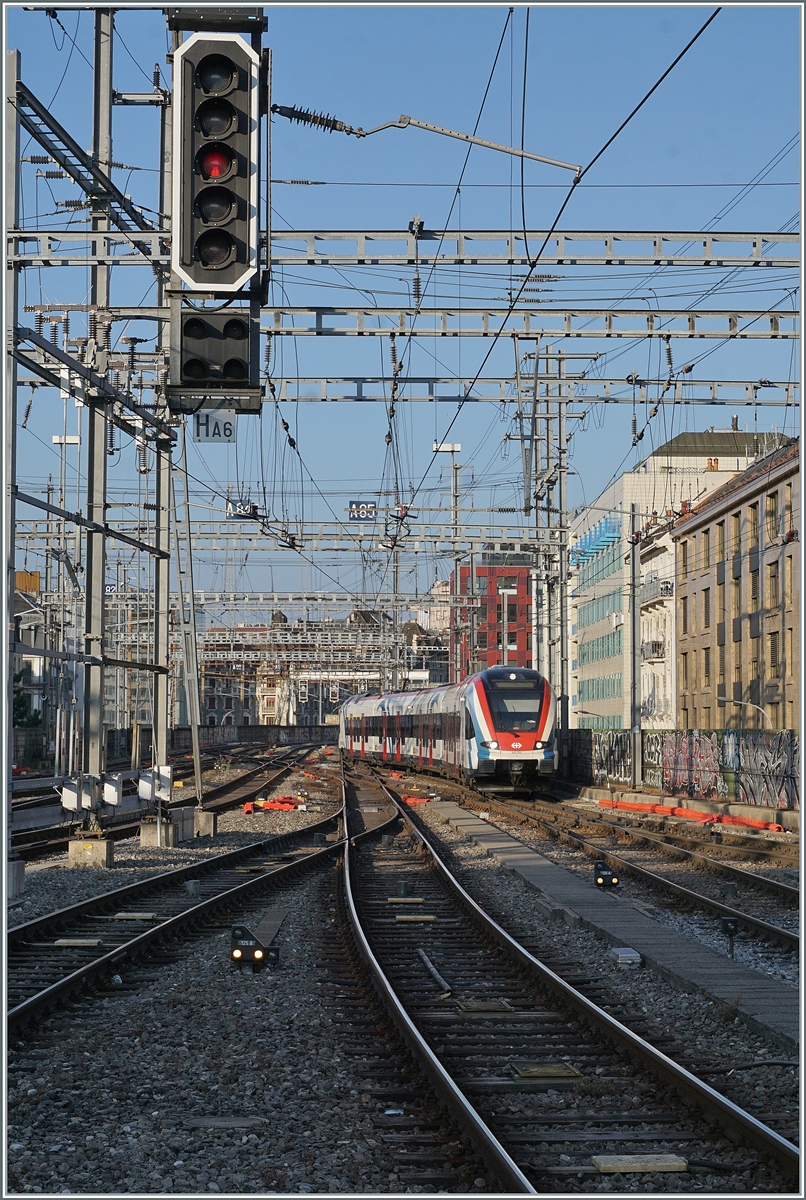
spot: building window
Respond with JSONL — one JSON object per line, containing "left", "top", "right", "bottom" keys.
{"left": 786, "top": 627, "right": 793, "bottom": 677}
{"left": 703, "top": 646, "right": 711, "bottom": 686}
{"left": 731, "top": 513, "right": 741, "bottom": 555}
{"left": 785, "top": 481, "right": 793, "bottom": 531}
{"left": 681, "top": 596, "right": 688, "bottom": 634}
{"left": 717, "top": 581, "right": 725, "bottom": 621}
{"left": 702, "top": 707, "right": 711, "bottom": 729}
{"left": 768, "top": 562, "right": 779, "bottom": 608}
{"left": 766, "top": 491, "right": 779, "bottom": 541}
{"left": 751, "top": 655, "right": 759, "bottom": 681}
{"left": 692, "top": 649, "right": 697, "bottom": 686}
{"left": 681, "top": 653, "right": 688, "bottom": 688}
{"left": 716, "top": 521, "right": 725, "bottom": 562}
{"left": 682, "top": 708, "right": 689, "bottom": 728}
{"left": 718, "top": 644, "right": 725, "bottom": 684}
{"left": 734, "top": 664, "right": 741, "bottom": 686}
{"left": 681, "top": 541, "right": 688, "bottom": 578}
{"left": 748, "top": 503, "right": 759, "bottom": 547}
{"left": 690, "top": 594, "right": 697, "bottom": 635}
{"left": 703, "top": 588, "right": 711, "bottom": 629}
{"left": 224, "top": 696, "right": 233, "bottom": 710}
{"left": 732, "top": 579, "right": 741, "bottom": 618}
{"left": 750, "top": 571, "right": 759, "bottom": 613}
{"left": 769, "top": 702, "right": 780, "bottom": 728}
{"left": 701, "top": 529, "right": 710, "bottom": 568}
{"left": 477, "top": 632, "right": 487, "bottom": 649}
{"left": 768, "top": 631, "right": 780, "bottom": 675}
{"left": 208, "top": 696, "right": 216, "bottom": 709}
{"left": 785, "top": 555, "right": 793, "bottom": 605}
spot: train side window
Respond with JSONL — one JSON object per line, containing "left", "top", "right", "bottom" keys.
{"left": 465, "top": 709, "right": 475, "bottom": 739}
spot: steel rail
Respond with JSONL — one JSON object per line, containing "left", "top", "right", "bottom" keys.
{"left": 341, "top": 763, "right": 537, "bottom": 1194}
{"left": 470, "top": 791, "right": 800, "bottom": 901}
{"left": 533, "top": 819, "right": 799, "bottom": 951}
{"left": 8, "top": 816, "right": 342, "bottom": 1031}
{"left": 588, "top": 813, "right": 800, "bottom": 868}
{"left": 371, "top": 775, "right": 799, "bottom": 1184}
{"left": 572, "top": 811, "right": 800, "bottom": 900}
{"left": 450, "top": 789, "right": 798, "bottom": 939}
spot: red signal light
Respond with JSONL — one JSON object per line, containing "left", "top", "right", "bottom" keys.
{"left": 198, "top": 145, "right": 234, "bottom": 180}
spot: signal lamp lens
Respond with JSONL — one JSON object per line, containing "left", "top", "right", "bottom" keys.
{"left": 253, "top": 949, "right": 264, "bottom": 960}
{"left": 197, "top": 97, "right": 237, "bottom": 138}
{"left": 232, "top": 948, "right": 242, "bottom": 959}
{"left": 611, "top": 877, "right": 618, "bottom": 885}
{"left": 223, "top": 358, "right": 248, "bottom": 380}
{"left": 596, "top": 877, "right": 604, "bottom": 885}
{"left": 182, "top": 358, "right": 208, "bottom": 380}
{"left": 198, "top": 186, "right": 236, "bottom": 225}
{"left": 184, "top": 317, "right": 207, "bottom": 340}
{"left": 222, "top": 318, "right": 248, "bottom": 340}
{"left": 197, "top": 54, "right": 236, "bottom": 95}
{"left": 198, "top": 144, "right": 234, "bottom": 180}
{"left": 196, "top": 229, "right": 235, "bottom": 268}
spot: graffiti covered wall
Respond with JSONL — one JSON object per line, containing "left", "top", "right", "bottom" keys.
{"left": 570, "top": 727, "right": 799, "bottom": 810}
{"left": 569, "top": 730, "right": 632, "bottom": 787}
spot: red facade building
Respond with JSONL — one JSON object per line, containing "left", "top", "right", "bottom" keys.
{"left": 450, "top": 561, "right": 533, "bottom": 680}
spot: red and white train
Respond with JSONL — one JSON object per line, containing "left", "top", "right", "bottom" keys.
{"left": 339, "top": 666, "right": 556, "bottom": 788}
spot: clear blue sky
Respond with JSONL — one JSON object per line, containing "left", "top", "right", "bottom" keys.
{"left": 7, "top": 3, "right": 801, "bottom": 608}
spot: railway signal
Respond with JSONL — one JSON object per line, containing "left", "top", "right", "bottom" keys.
{"left": 179, "top": 307, "right": 257, "bottom": 388}
{"left": 594, "top": 860, "right": 619, "bottom": 888}
{"left": 172, "top": 32, "right": 260, "bottom": 292}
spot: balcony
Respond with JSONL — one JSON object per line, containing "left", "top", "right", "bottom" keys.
{"left": 639, "top": 578, "right": 674, "bottom": 607}
{"left": 641, "top": 639, "right": 666, "bottom": 661}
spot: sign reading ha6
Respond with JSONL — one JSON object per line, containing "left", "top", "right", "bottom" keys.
{"left": 192, "top": 410, "right": 237, "bottom": 442}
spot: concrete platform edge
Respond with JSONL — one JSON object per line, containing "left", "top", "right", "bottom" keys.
{"left": 434, "top": 804, "right": 799, "bottom": 1053}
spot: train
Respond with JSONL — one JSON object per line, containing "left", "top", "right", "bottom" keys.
{"left": 339, "top": 666, "right": 556, "bottom": 789}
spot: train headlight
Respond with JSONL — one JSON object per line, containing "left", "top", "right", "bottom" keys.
{"left": 480, "top": 740, "right": 499, "bottom": 750}
{"left": 254, "top": 949, "right": 264, "bottom": 960}
{"left": 232, "top": 948, "right": 242, "bottom": 958}
{"left": 535, "top": 741, "right": 543, "bottom": 749}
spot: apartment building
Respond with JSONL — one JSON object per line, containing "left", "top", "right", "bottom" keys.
{"left": 568, "top": 429, "right": 787, "bottom": 730}
{"left": 452, "top": 555, "right": 534, "bottom": 678}
{"left": 673, "top": 439, "right": 800, "bottom": 731}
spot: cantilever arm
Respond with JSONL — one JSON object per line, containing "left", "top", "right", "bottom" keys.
{"left": 271, "top": 103, "right": 580, "bottom": 176}
{"left": 360, "top": 113, "right": 581, "bottom": 176}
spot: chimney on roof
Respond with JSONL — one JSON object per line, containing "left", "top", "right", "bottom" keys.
{"left": 731, "top": 414, "right": 739, "bottom": 431}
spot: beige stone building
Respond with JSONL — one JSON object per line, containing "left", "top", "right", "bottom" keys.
{"left": 673, "top": 439, "right": 800, "bottom": 731}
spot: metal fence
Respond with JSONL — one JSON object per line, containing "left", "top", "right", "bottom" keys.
{"left": 569, "top": 728, "right": 799, "bottom": 811}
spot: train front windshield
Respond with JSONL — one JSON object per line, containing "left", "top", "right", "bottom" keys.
{"left": 482, "top": 675, "right": 545, "bottom": 734}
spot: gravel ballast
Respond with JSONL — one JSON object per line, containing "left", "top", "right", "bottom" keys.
{"left": 412, "top": 800, "right": 799, "bottom": 1141}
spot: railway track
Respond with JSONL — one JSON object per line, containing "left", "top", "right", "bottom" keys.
{"left": 338, "top": 763, "right": 798, "bottom": 1191}
{"left": 465, "top": 793, "right": 799, "bottom": 952}
{"left": 7, "top": 803, "right": 342, "bottom": 1031}
{"left": 10, "top": 745, "right": 317, "bottom": 859}
{"left": 377, "top": 772, "right": 799, "bottom": 954}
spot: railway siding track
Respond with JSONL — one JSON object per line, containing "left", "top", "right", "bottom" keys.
{"left": 418, "top": 785, "right": 799, "bottom": 951}
{"left": 10, "top": 745, "right": 315, "bottom": 859}
{"left": 8, "top": 811, "right": 342, "bottom": 1031}
{"left": 339, "top": 766, "right": 798, "bottom": 1190}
